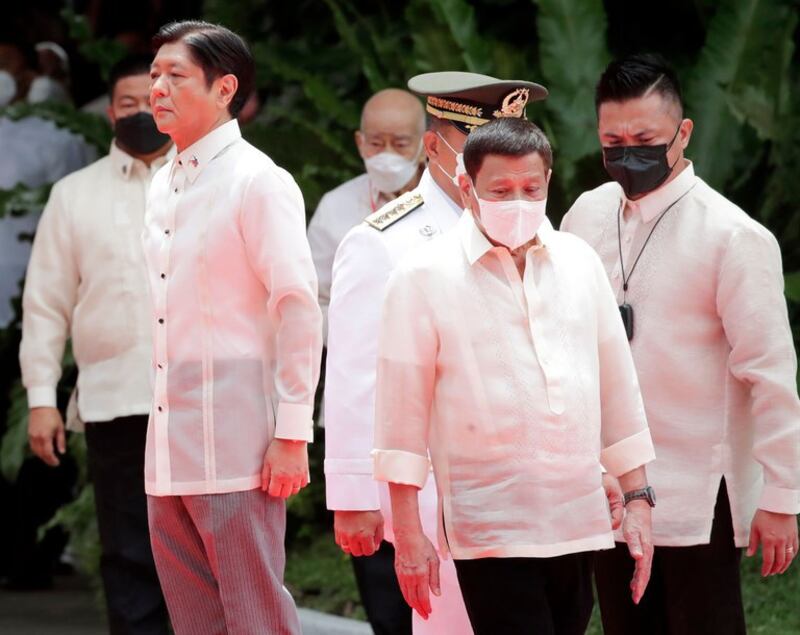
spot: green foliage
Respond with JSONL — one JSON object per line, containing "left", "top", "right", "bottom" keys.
{"left": 60, "top": 7, "right": 128, "bottom": 80}
{"left": 0, "top": 382, "right": 30, "bottom": 483}
{"left": 0, "top": 184, "right": 51, "bottom": 219}
{"left": 532, "top": 0, "right": 611, "bottom": 191}
{"left": 0, "top": 102, "right": 112, "bottom": 154}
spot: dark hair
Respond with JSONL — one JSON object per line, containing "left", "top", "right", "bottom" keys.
{"left": 152, "top": 20, "right": 254, "bottom": 117}
{"left": 108, "top": 54, "right": 153, "bottom": 98}
{"left": 595, "top": 53, "right": 683, "bottom": 116}
{"left": 463, "top": 118, "right": 553, "bottom": 180}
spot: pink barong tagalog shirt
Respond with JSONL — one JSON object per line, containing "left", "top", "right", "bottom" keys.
{"left": 562, "top": 162, "right": 800, "bottom": 547}
{"left": 373, "top": 213, "right": 655, "bottom": 560}
{"left": 142, "top": 119, "right": 322, "bottom": 496}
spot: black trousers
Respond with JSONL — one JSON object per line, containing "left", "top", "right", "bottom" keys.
{"left": 351, "top": 540, "right": 411, "bottom": 635}
{"left": 454, "top": 552, "right": 593, "bottom": 635}
{"left": 85, "top": 415, "right": 170, "bottom": 635}
{"left": 594, "top": 479, "right": 745, "bottom": 635}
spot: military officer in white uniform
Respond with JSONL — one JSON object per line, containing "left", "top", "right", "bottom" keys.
{"left": 308, "top": 88, "right": 426, "bottom": 343}
{"left": 324, "top": 72, "right": 548, "bottom": 634}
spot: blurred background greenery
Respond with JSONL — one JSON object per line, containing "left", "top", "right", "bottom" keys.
{"left": 1, "top": 0, "right": 799, "bottom": 631}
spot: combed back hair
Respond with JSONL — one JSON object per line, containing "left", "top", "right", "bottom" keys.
{"left": 463, "top": 117, "right": 553, "bottom": 180}
{"left": 152, "top": 20, "right": 254, "bottom": 117}
{"left": 108, "top": 54, "right": 153, "bottom": 98}
{"left": 595, "top": 53, "right": 683, "bottom": 117}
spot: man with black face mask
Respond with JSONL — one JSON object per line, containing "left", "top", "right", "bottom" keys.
{"left": 20, "top": 55, "right": 172, "bottom": 635}
{"left": 562, "top": 53, "right": 800, "bottom": 635}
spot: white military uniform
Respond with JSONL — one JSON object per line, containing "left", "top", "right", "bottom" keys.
{"left": 325, "top": 168, "right": 473, "bottom": 634}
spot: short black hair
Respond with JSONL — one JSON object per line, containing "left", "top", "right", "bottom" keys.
{"left": 595, "top": 53, "right": 683, "bottom": 116}
{"left": 152, "top": 20, "right": 254, "bottom": 118}
{"left": 108, "top": 54, "right": 153, "bottom": 99}
{"left": 463, "top": 118, "right": 553, "bottom": 181}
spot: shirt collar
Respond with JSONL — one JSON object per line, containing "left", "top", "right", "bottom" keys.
{"left": 458, "top": 208, "right": 554, "bottom": 266}
{"left": 625, "top": 160, "right": 696, "bottom": 223}
{"left": 109, "top": 140, "right": 175, "bottom": 180}
{"left": 175, "top": 119, "right": 242, "bottom": 183}
{"left": 417, "top": 168, "right": 462, "bottom": 218}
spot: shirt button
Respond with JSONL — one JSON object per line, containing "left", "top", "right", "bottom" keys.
{"left": 625, "top": 235, "right": 632, "bottom": 243}
{"left": 157, "top": 363, "right": 163, "bottom": 369}
{"left": 173, "top": 188, "right": 178, "bottom": 193}
{"left": 158, "top": 318, "right": 164, "bottom": 324}
{"left": 158, "top": 406, "right": 164, "bottom": 412}
{"left": 164, "top": 229, "right": 170, "bottom": 235}
{"left": 160, "top": 273, "right": 166, "bottom": 279}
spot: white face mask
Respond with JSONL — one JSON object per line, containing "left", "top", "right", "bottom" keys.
{"left": 476, "top": 196, "right": 548, "bottom": 250}
{"left": 0, "top": 70, "right": 18, "bottom": 107}
{"left": 434, "top": 132, "right": 465, "bottom": 186}
{"left": 364, "top": 145, "right": 421, "bottom": 195}
{"left": 27, "top": 76, "right": 69, "bottom": 104}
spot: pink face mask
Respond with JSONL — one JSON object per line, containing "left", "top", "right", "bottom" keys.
{"left": 476, "top": 196, "right": 548, "bottom": 250}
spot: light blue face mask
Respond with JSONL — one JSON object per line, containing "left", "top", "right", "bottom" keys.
{"left": 0, "top": 70, "right": 18, "bottom": 107}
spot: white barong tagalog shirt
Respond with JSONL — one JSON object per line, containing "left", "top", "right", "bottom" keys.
{"left": 561, "top": 162, "right": 800, "bottom": 547}
{"left": 373, "top": 212, "right": 656, "bottom": 560}
{"left": 21, "top": 142, "right": 171, "bottom": 429}
{"left": 142, "top": 119, "right": 322, "bottom": 496}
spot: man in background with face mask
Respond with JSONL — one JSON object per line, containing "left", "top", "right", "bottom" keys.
{"left": 20, "top": 55, "right": 172, "bottom": 635}
{"left": 324, "top": 71, "right": 547, "bottom": 635}
{"left": 308, "top": 88, "right": 425, "bottom": 342}
{"left": 561, "top": 53, "right": 800, "bottom": 635}
{"left": 374, "top": 117, "right": 656, "bottom": 635}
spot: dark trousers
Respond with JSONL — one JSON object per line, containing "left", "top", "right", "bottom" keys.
{"left": 594, "top": 479, "right": 745, "bottom": 635}
{"left": 454, "top": 552, "right": 593, "bottom": 635}
{"left": 351, "top": 540, "right": 411, "bottom": 635}
{"left": 86, "top": 415, "right": 170, "bottom": 635}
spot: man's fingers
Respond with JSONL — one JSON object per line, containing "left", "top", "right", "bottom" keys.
{"left": 349, "top": 541, "right": 364, "bottom": 557}
{"left": 429, "top": 557, "right": 441, "bottom": 597}
{"left": 770, "top": 542, "right": 786, "bottom": 576}
{"left": 39, "top": 438, "right": 60, "bottom": 467}
{"left": 55, "top": 425, "right": 66, "bottom": 454}
{"left": 747, "top": 525, "right": 759, "bottom": 557}
{"left": 761, "top": 541, "right": 775, "bottom": 577}
{"left": 631, "top": 547, "right": 652, "bottom": 604}
{"left": 261, "top": 463, "right": 271, "bottom": 492}
{"left": 610, "top": 500, "right": 624, "bottom": 531}
{"left": 626, "top": 532, "right": 643, "bottom": 559}
{"left": 415, "top": 574, "right": 432, "bottom": 618}
{"left": 268, "top": 475, "right": 284, "bottom": 498}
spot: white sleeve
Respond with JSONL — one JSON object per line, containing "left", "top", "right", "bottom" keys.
{"left": 324, "top": 225, "right": 393, "bottom": 510}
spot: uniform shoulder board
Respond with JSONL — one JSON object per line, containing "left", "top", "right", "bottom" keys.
{"left": 364, "top": 192, "right": 424, "bottom": 231}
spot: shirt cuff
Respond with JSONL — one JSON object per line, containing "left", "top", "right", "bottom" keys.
{"left": 27, "top": 386, "right": 57, "bottom": 409}
{"left": 372, "top": 449, "right": 430, "bottom": 489}
{"left": 600, "top": 428, "right": 656, "bottom": 477}
{"left": 324, "top": 459, "right": 381, "bottom": 510}
{"left": 758, "top": 485, "right": 800, "bottom": 515}
{"left": 274, "top": 402, "right": 314, "bottom": 442}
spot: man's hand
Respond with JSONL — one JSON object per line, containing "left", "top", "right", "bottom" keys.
{"left": 28, "top": 407, "right": 66, "bottom": 467}
{"left": 261, "top": 438, "right": 309, "bottom": 498}
{"left": 603, "top": 473, "right": 624, "bottom": 530}
{"left": 747, "top": 509, "right": 799, "bottom": 576}
{"left": 393, "top": 528, "right": 441, "bottom": 620}
{"left": 334, "top": 510, "right": 384, "bottom": 557}
{"left": 622, "top": 500, "right": 653, "bottom": 605}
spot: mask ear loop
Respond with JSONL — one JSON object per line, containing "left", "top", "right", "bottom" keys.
{"left": 665, "top": 122, "right": 683, "bottom": 171}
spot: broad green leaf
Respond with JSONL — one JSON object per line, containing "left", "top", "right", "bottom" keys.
{"left": 684, "top": 0, "right": 797, "bottom": 189}
{"left": 533, "top": 0, "right": 610, "bottom": 191}
{"left": 405, "top": 0, "right": 468, "bottom": 74}
{"left": 0, "top": 184, "right": 50, "bottom": 219}
{"left": 0, "top": 382, "right": 30, "bottom": 483}
{"left": 428, "top": 0, "right": 494, "bottom": 74}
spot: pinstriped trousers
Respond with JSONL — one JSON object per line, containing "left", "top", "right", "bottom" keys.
{"left": 147, "top": 489, "right": 301, "bottom": 635}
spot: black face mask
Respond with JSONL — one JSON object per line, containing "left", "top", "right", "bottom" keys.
{"left": 114, "top": 111, "right": 170, "bottom": 155}
{"left": 602, "top": 125, "right": 681, "bottom": 199}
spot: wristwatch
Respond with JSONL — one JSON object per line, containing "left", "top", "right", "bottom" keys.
{"left": 623, "top": 486, "right": 656, "bottom": 507}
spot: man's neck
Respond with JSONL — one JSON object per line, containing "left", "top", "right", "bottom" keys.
{"left": 173, "top": 114, "right": 232, "bottom": 153}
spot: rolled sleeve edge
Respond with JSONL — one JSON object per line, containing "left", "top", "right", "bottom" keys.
{"left": 274, "top": 402, "right": 314, "bottom": 442}
{"left": 600, "top": 428, "right": 655, "bottom": 477}
{"left": 758, "top": 485, "right": 800, "bottom": 515}
{"left": 372, "top": 449, "right": 429, "bottom": 489}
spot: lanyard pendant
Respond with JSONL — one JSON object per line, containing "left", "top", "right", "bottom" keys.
{"left": 619, "top": 303, "right": 634, "bottom": 341}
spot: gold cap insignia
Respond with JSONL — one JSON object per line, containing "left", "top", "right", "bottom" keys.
{"left": 493, "top": 88, "right": 530, "bottom": 119}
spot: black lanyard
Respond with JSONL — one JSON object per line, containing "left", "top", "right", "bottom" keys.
{"left": 617, "top": 184, "right": 695, "bottom": 302}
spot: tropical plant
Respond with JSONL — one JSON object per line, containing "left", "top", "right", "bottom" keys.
{"left": 1, "top": 0, "right": 798, "bottom": 620}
